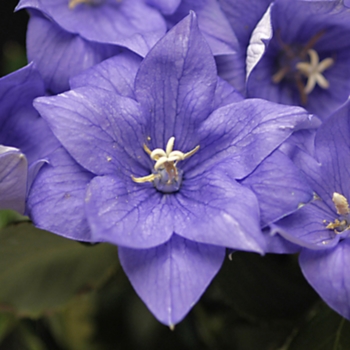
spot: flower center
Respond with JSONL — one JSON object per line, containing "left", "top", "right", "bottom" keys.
{"left": 324, "top": 192, "right": 350, "bottom": 234}
{"left": 68, "top": 0, "right": 105, "bottom": 9}
{"left": 131, "top": 137, "right": 200, "bottom": 193}
{"left": 272, "top": 31, "right": 334, "bottom": 105}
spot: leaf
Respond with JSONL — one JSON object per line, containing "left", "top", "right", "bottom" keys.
{"left": 0, "top": 223, "right": 118, "bottom": 317}
{"left": 287, "top": 302, "right": 350, "bottom": 350}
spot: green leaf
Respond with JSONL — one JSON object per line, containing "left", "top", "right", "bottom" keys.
{"left": 48, "top": 293, "right": 98, "bottom": 350}
{"left": 0, "top": 223, "right": 118, "bottom": 317}
{"left": 287, "top": 302, "right": 350, "bottom": 350}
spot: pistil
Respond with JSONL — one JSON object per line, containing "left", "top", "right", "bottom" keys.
{"left": 296, "top": 49, "right": 334, "bottom": 94}
{"left": 132, "top": 137, "right": 199, "bottom": 193}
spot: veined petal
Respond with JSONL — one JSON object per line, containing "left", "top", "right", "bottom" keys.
{"left": 167, "top": 0, "right": 241, "bottom": 56}
{"left": 174, "top": 163, "right": 265, "bottom": 253}
{"left": 27, "top": 147, "right": 93, "bottom": 241}
{"left": 26, "top": 13, "right": 121, "bottom": 94}
{"left": 241, "top": 150, "right": 313, "bottom": 228}
{"left": 271, "top": 201, "right": 340, "bottom": 250}
{"left": 85, "top": 175, "right": 174, "bottom": 249}
{"left": 0, "top": 63, "right": 58, "bottom": 165}
{"left": 70, "top": 51, "right": 142, "bottom": 98}
{"left": 300, "top": 240, "right": 350, "bottom": 320}
{"left": 17, "top": 0, "right": 167, "bottom": 57}
{"left": 191, "top": 98, "right": 311, "bottom": 179}
{"left": 34, "top": 86, "right": 147, "bottom": 177}
{"left": 119, "top": 234, "right": 225, "bottom": 326}
{"left": 135, "top": 12, "right": 217, "bottom": 151}
{"left": 0, "top": 147, "right": 27, "bottom": 214}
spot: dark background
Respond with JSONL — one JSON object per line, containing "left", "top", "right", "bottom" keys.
{"left": 0, "top": 0, "right": 28, "bottom": 76}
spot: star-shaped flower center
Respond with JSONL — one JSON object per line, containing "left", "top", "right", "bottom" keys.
{"left": 324, "top": 192, "right": 350, "bottom": 234}
{"left": 132, "top": 137, "right": 200, "bottom": 193}
{"left": 296, "top": 49, "right": 334, "bottom": 94}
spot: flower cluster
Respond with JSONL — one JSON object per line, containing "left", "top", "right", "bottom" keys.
{"left": 2, "top": 0, "right": 350, "bottom": 327}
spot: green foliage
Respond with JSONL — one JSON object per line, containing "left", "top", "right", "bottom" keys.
{"left": 0, "top": 222, "right": 118, "bottom": 318}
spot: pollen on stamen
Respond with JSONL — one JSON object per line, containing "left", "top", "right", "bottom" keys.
{"left": 131, "top": 137, "right": 199, "bottom": 193}
{"left": 332, "top": 192, "right": 350, "bottom": 216}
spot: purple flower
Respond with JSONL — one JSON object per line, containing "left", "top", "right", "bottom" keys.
{"left": 271, "top": 100, "right": 350, "bottom": 320}
{"left": 0, "top": 63, "right": 58, "bottom": 213}
{"left": 17, "top": 0, "right": 167, "bottom": 56}
{"left": 244, "top": 0, "right": 350, "bottom": 118}
{"left": 30, "top": 13, "right": 313, "bottom": 325}
{"left": 16, "top": 0, "right": 168, "bottom": 93}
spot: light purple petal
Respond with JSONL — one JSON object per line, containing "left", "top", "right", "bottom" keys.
{"left": 70, "top": 51, "right": 142, "bottom": 98}
{"left": 135, "top": 12, "right": 217, "bottom": 152}
{"left": 213, "top": 77, "right": 243, "bottom": 110}
{"left": 190, "top": 98, "right": 312, "bottom": 179}
{"left": 18, "top": 0, "right": 167, "bottom": 57}
{"left": 0, "top": 63, "right": 58, "bottom": 165}
{"left": 119, "top": 234, "right": 225, "bottom": 326}
{"left": 147, "top": 0, "right": 181, "bottom": 15}
{"left": 218, "top": 0, "right": 272, "bottom": 50}
{"left": 175, "top": 163, "right": 265, "bottom": 253}
{"left": 27, "top": 147, "right": 93, "bottom": 241}
{"left": 271, "top": 201, "right": 340, "bottom": 249}
{"left": 263, "top": 228, "right": 301, "bottom": 254}
{"left": 167, "top": 0, "right": 240, "bottom": 56}
{"left": 0, "top": 147, "right": 27, "bottom": 214}
{"left": 34, "top": 87, "right": 147, "bottom": 177}
{"left": 241, "top": 150, "right": 313, "bottom": 228}
{"left": 85, "top": 175, "right": 174, "bottom": 248}
{"left": 300, "top": 240, "right": 350, "bottom": 320}
{"left": 216, "top": 52, "right": 246, "bottom": 96}
{"left": 313, "top": 100, "right": 350, "bottom": 200}
{"left": 26, "top": 13, "right": 121, "bottom": 94}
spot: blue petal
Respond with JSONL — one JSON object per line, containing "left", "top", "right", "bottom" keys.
{"left": 18, "top": 0, "right": 167, "bottom": 57}
{"left": 241, "top": 150, "right": 313, "bottom": 228}
{"left": 167, "top": 0, "right": 240, "bottom": 56}
{"left": 119, "top": 234, "right": 225, "bottom": 326}
{"left": 300, "top": 240, "right": 350, "bottom": 320}
{"left": 85, "top": 175, "right": 174, "bottom": 248}
{"left": 134, "top": 12, "right": 217, "bottom": 152}
{"left": 70, "top": 51, "right": 142, "bottom": 98}
{"left": 27, "top": 147, "right": 93, "bottom": 241}
{"left": 34, "top": 86, "right": 147, "bottom": 177}
{"left": 0, "top": 147, "right": 27, "bottom": 214}
{"left": 191, "top": 98, "right": 312, "bottom": 179}
{"left": 26, "top": 13, "right": 121, "bottom": 94}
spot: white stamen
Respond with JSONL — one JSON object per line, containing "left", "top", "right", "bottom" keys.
{"left": 296, "top": 49, "right": 334, "bottom": 94}
{"left": 132, "top": 137, "right": 199, "bottom": 183}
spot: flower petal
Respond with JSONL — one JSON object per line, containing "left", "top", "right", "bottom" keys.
{"left": 0, "top": 63, "right": 58, "bottom": 165}
{"left": 34, "top": 87, "right": 147, "bottom": 177}
{"left": 0, "top": 147, "right": 27, "bottom": 214}
{"left": 119, "top": 234, "right": 225, "bottom": 326}
{"left": 241, "top": 150, "right": 313, "bottom": 228}
{"left": 192, "top": 98, "right": 311, "bottom": 179}
{"left": 70, "top": 51, "right": 142, "bottom": 98}
{"left": 270, "top": 201, "right": 340, "bottom": 249}
{"left": 85, "top": 175, "right": 174, "bottom": 248}
{"left": 134, "top": 12, "right": 217, "bottom": 151}
{"left": 27, "top": 147, "right": 93, "bottom": 241}
{"left": 175, "top": 163, "right": 265, "bottom": 253}
{"left": 26, "top": 13, "right": 121, "bottom": 94}
{"left": 167, "top": 0, "right": 240, "bottom": 56}
{"left": 300, "top": 240, "right": 350, "bottom": 320}
{"left": 18, "top": 0, "right": 167, "bottom": 57}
